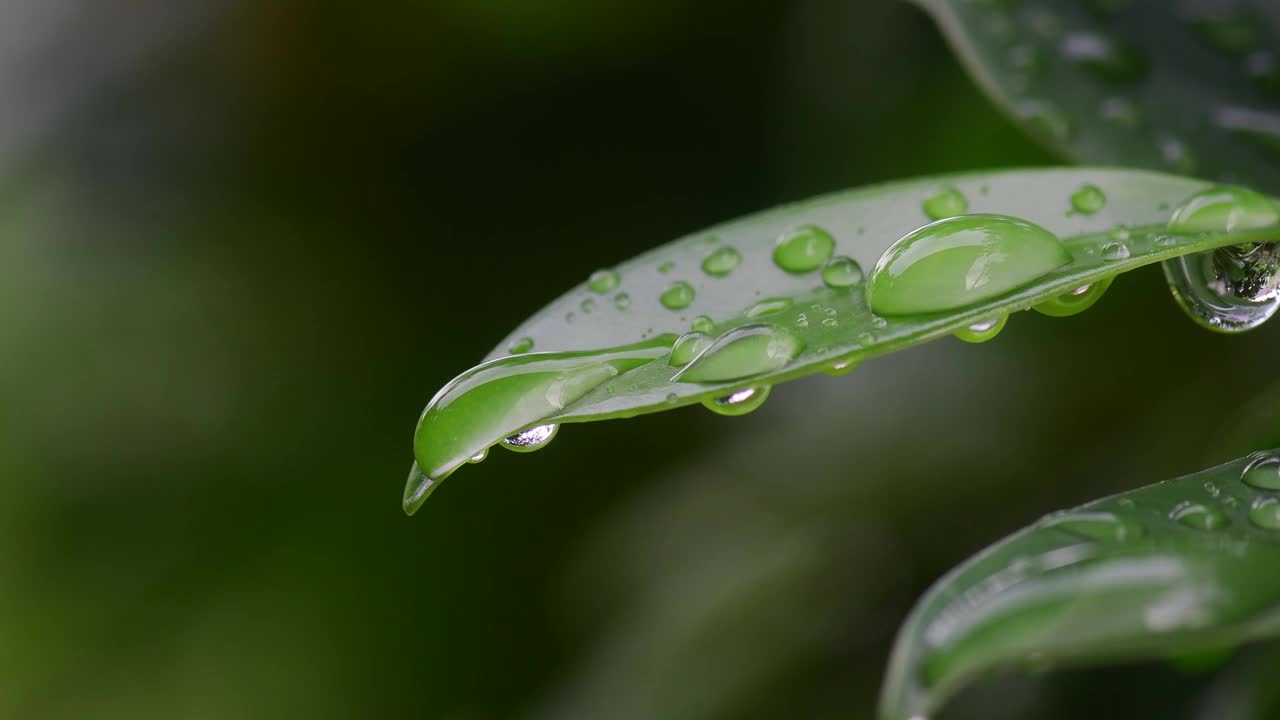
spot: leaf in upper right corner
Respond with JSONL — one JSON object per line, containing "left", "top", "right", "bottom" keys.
{"left": 915, "top": 0, "right": 1280, "bottom": 192}
{"left": 879, "top": 450, "right": 1280, "bottom": 720}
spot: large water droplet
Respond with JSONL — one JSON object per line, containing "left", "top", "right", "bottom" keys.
{"left": 923, "top": 187, "right": 968, "bottom": 220}
{"left": 953, "top": 315, "right": 1007, "bottom": 343}
{"left": 1250, "top": 497, "right": 1280, "bottom": 529}
{"left": 1042, "top": 511, "right": 1145, "bottom": 543}
{"left": 1162, "top": 186, "right": 1280, "bottom": 332}
{"left": 1070, "top": 184, "right": 1106, "bottom": 215}
{"left": 867, "top": 214, "right": 1072, "bottom": 315}
{"left": 675, "top": 324, "right": 804, "bottom": 383}
{"left": 501, "top": 423, "right": 559, "bottom": 452}
{"left": 1033, "top": 277, "right": 1115, "bottom": 317}
{"left": 588, "top": 269, "right": 620, "bottom": 294}
{"left": 702, "top": 246, "right": 742, "bottom": 277}
{"left": 774, "top": 225, "right": 836, "bottom": 273}
{"left": 1242, "top": 453, "right": 1280, "bottom": 490}
{"left": 746, "top": 297, "right": 793, "bottom": 318}
{"left": 702, "top": 385, "right": 771, "bottom": 416}
{"left": 406, "top": 337, "right": 673, "bottom": 513}
{"left": 660, "top": 281, "right": 695, "bottom": 310}
{"left": 822, "top": 256, "right": 864, "bottom": 288}
{"left": 669, "top": 331, "right": 713, "bottom": 367}
{"left": 508, "top": 336, "right": 534, "bottom": 354}
{"left": 1059, "top": 31, "right": 1147, "bottom": 81}
{"left": 1171, "top": 502, "right": 1229, "bottom": 531}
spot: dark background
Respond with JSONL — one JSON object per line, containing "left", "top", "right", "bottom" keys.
{"left": 5, "top": 1, "right": 1280, "bottom": 717}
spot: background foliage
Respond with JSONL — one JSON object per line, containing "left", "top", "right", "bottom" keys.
{"left": 5, "top": 1, "right": 1280, "bottom": 718}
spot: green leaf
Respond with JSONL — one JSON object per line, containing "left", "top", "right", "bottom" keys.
{"left": 405, "top": 168, "right": 1280, "bottom": 512}
{"left": 913, "top": 0, "right": 1280, "bottom": 191}
{"left": 878, "top": 450, "right": 1280, "bottom": 720}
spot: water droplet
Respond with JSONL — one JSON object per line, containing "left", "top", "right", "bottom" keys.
{"left": 953, "top": 315, "right": 1007, "bottom": 343}
{"left": 1162, "top": 186, "right": 1280, "bottom": 332}
{"left": 658, "top": 261, "right": 675, "bottom": 274}
{"left": 824, "top": 356, "right": 861, "bottom": 376}
{"left": 1155, "top": 235, "right": 1177, "bottom": 247}
{"left": 702, "top": 385, "right": 771, "bottom": 417}
{"left": 867, "top": 214, "right": 1071, "bottom": 315}
{"left": 1042, "top": 511, "right": 1145, "bottom": 542}
{"left": 660, "top": 282, "right": 695, "bottom": 310}
{"left": 501, "top": 423, "right": 559, "bottom": 452}
{"left": 821, "top": 317, "right": 838, "bottom": 328}
{"left": 774, "top": 225, "right": 836, "bottom": 273}
{"left": 746, "top": 297, "right": 793, "bottom": 318}
{"left": 669, "top": 331, "right": 714, "bottom": 367}
{"left": 1017, "top": 100, "right": 1073, "bottom": 142}
{"left": 1171, "top": 502, "right": 1229, "bottom": 531}
{"left": 1249, "top": 497, "right": 1280, "bottom": 529}
{"left": 665, "top": 392, "right": 679, "bottom": 404}
{"left": 1033, "top": 276, "right": 1115, "bottom": 317}
{"left": 702, "top": 246, "right": 742, "bottom": 277}
{"left": 1242, "top": 453, "right": 1280, "bottom": 490}
{"left": 580, "top": 298, "right": 596, "bottom": 314}
{"left": 565, "top": 311, "right": 577, "bottom": 323}
{"left": 821, "top": 256, "right": 864, "bottom": 288}
{"left": 509, "top": 337, "right": 535, "bottom": 354}
{"left": 691, "top": 315, "right": 715, "bottom": 333}
{"left": 923, "top": 187, "right": 968, "bottom": 220}
{"left": 675, "top": 324, "right": 804, "bottom": 383}
{"left": 468, "top": 449, "right": 488, "bottom": 463}
{"left": 1059, "top": 31, "right": 1147, "bottom": 82}
{"left": 1101, "top": 240, "right": 1131, "bottom": 260}
{"left": 1071, "top": 184, "right": 1106, "bottom": 215}
{"left": 588, "top": 269, "right": 620, "bottom": 294}
{"left": 1100, "top": 96, "right": 1142, "bottom": 128}
{"left": 1159, "top": 136, "right": 1198, "bottom": 174}
{"left": 614, "top": 292, "right": 631, "bottom": 310}
{"left": 406, "top": 337, "right": 673, "bottom": 513}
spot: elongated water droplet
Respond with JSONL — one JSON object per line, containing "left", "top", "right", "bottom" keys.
{"left": 1162, "top": 186, "right": 1280, "bottom": 332}
{"left": 774, "top": 225, "right": 836, "bottom": 273}
{"left": 660, "top": 281, "right": 695, "bottom": 310}
{"left": 746, "top": 297, "right": 793, "bottom": 318}
{"left": 509, "top": 337, "right": 534, "bottom": 354}
{"left": 1171, "top": 502, "right": 1229, "bottom": 531}
{"left": 469, "top": 449, "right": 488, "bottom": 463}
{"left": 614, "top": 292, "right": 631, "bottom": 310}
{"left": 1042, "top": 511, "right": 1145, "bottom": 543}
{"left": 824, "top": 356, "right": 861, "bottom": 376}
{"left": 702, "top": 385, "right": 771, "bottom": 416}
{"left": 1070, "top": 184, "right": 1106, "bottom": 215}
{"left": 676, "top": 324, "right": 804, "bottom": 383}
{"left": 406, "top": 337, "right": 673, "bottom": 513}
{"left": 691, "top": 315, "right": 715, "bottom": 333}
{"left": 669, "top": 331, "right": 713, "bottom": 367}
{"left": 502, "top": 423, "right": 559, "bottom": 452}
{"left": 1060, "top": 31, "right": 1147, "bottom": 81}
{"left": 588, "top": 269, "right": 620, "bottom": 294}
{"left": 1100, "top": 240, "right": 1130, "bottom": 260}
{"left": 702, "top": 246, "right": 742, "bottom": 277}
{"left": 1033, "top": 277, "right": 1114, "bottom": 317}
{"left": 953, "top": 315, "right": 1007, "bottom": 343}
{"left": 867, "top": 214, "right": 1071, "bottom": 315}
{"left": 821, "top": 256, "right": 864, "bottom": 288}
{"left": 1250, "top": 497, "right": 1280, "bottom": 529}
{"left": 1242, "top": 453, "right": 1280, "bottom": 489}
{"left": 923, "top": 187, "right": 968, "bottom": 220}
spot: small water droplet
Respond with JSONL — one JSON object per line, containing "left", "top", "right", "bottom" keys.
{"left": 953, "top": 315, "right": 1008, "bottom": 343}
{"left": 702, "top": 385, "right": 771, "bottom": 417}
{"left": 1249, "top": 496, "right": 1280, "bottom": 529}
{"left": 821, "top": 256, "right": 864, "bottom": 288}
{"left": 580, "top": 298, "right": 596, "bottom": 314}
{"left": 502, "top": 423, "right": 560, "bottom": 452}
{"left": 746, "top": 297, "right": 793, "bottom": 318}
{"left": 1071, "top": 184, "right": 1107, "bottom": 215}
{"left": 565, "top": 311, "right": 577, "bottom": 323}
{"left": 923, "top": 187, "right": 968, "bottom": 220}
{"left": 691, "top": 315, "right": 715, "bottom": 333}
{"left": 1243, "top": 453, "right": 1280, "bottom": 489}
{"left": 509, "top": 337, "right": 535, "bottom": 354}
{"left": 660, "top": 281, "right": 695, "bottom": 310}
{"left": 702, "top": 246, "right": 742, "bottom": 277}
{"left": 588, "top": 269, "right": 620, "bottom": 294}
{"left": 868, "top": 214, "right": 1071, "bottom": 315}
{"left": 665, "top": 392, "right": 679, "bottom": 404}
{"left": 1171, "top": 501, "right": 1229, "bottom": 531}
{"left": 1101, "top": 240, "right": 1131, "bottom": 260}
{"left": 824, "top": 356, "right": 861, "bottom": 376}
{"left": 675, "top": 324, "right": 804, "bottom": 383}
{"left": 1043, "top": 511, "right": 1145, "bottom": 543}
{"left": 669, "top": 331, "right": 714, "bottom": 367}
{"left": 469, "top": 449, "right": 488, "bottom": 463}
{"left": 614, "top": 292, "right": 631, "bottom": 310}
{"left": 774, "top": 225, "right": 836, "bottom": 273}
{"left": 658, "top": 261, "right": 675, "bottom": 274}
{"left": 1059, "top": 31, "right": 1147, "bottom": 81}
{"left": 821, "top": 317, "right": 838, "bottom": 328}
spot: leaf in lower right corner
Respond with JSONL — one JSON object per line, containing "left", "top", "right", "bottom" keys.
{"left": 879, "top": 450, "right": 1280, "bottom": 720}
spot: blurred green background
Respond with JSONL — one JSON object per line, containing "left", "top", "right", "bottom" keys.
{"left": 4, "top": 0, "right": 1280, "bottom": 718}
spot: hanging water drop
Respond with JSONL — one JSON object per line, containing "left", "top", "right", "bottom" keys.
{"left": 676, "top": 324, "right": 804, "bottom": 383}
{"left": 867, "top": 214, "right": 1071, "bottom": 315}
{"left": 821, "top": 256, "right": 864, "bottom": 288}
{"left": 469, "top": 449, "right": 488, "bottom": 463}
{"left": 660, "top": 281, "right": 695, "bottom": 310}
{"left": 501, "top": 424, "right": 560, "bottom": 452}
{"left": 702, "top": 246, "right": 742, "bottom": 277}
{"left": 588, "top": 269, "right": 620, "bottom": 294}
{"left": 702, "top": 385, "right": 771, "bottom": 417}
{"left": 1033, "top": 277, "right": 1115, "bottom": 317}
{"left": 774, "top": 225, "right": 836, "bottom": 273}
{"left": 953, "top": 315, "right": 1007, "bottom": 343}
{"left": 923, "top": 187, "right": 968, "bottom": 220}
{"left": 824, "top": 356, "right": 861, "bottom": 376}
